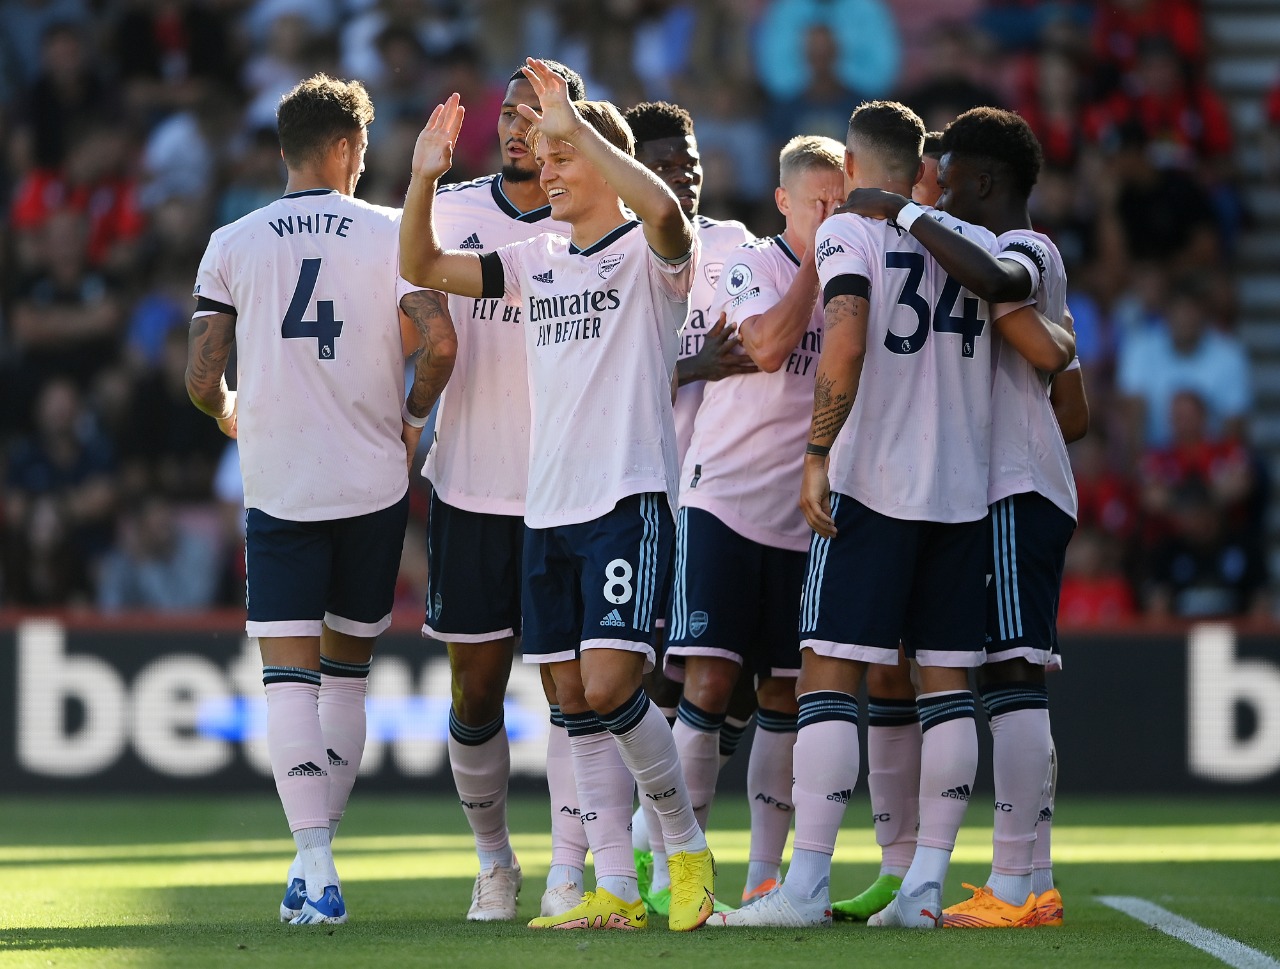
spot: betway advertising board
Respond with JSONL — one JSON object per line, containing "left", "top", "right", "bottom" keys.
{"left": 0, "top": 618, "right": 1277, "bottom": 793}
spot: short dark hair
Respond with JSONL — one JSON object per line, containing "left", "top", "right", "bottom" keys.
{"left": 923, "top": 130, "right": 944, "bottom": 159}
{"left": 847, "top": 100, "right": 926, "bottom": 180}
{"left": 509, "top": 58, "right": 586, "bottom": 102}
{"left": 531, "top": 100, "right": 634, "bottom": 157}
{"left": 622, "top": 101, "right": 694, "bottom": 146}
{"left": 940, "top": 107, "right": 1043, "bottom": 199}
{"left": 277, "top": 74, "right": 374, "bottom": 169}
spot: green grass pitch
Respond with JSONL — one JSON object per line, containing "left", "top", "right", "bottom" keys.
{"left": 1, "top": 794, "right": 1276, "bottom": 968}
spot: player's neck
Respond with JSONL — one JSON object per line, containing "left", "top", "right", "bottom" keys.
{"left": 498, "top": 172, "right": 550, "bottom": 214}
{"left": 284, "top": 171, "right": 349, "bottom": 196}
{"left": 982, "top": 201, "right": 1032, "bottom": 236}
{"left": 781, "top": 225, "right": 808, "bottom": 259}
{"left": 568, "top": 200, "right": 630, "bottom": 250}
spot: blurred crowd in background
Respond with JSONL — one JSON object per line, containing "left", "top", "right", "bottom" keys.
{"left": 1, "top": 0, "right": 1276, "bottom": 622}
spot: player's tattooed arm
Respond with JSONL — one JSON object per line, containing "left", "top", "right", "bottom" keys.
{"left": 810, "top": 373, "right": 852, "bottom": 441}
{"left": 800, "top": 294, "right": 866, "bottom": 538}
{"left": 185, "top": 311, "right": 238, "bottom": 437}
{"left": 402, "top": 290, "right": 456, "bottom": 420}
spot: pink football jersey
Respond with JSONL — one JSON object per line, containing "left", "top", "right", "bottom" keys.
{"left": 422, "top": 175, "right": 570, "bottom": 516}
{"left": 814, "top": 209, "right": 998, "bottom": 523}
{"left": 490, "top": 221, "right": 698, "bottom": 528}
{"left": 672, "top": 214, "right": 756, "bottom": 463}
{"left": 192, "top": 189, "right": 410, "bottom": 521}
{"left": 680, "top": 234, "right": 821, "bottom": 551}
{"left": 988, "top": 228, "right": 1077, "bottom": 519}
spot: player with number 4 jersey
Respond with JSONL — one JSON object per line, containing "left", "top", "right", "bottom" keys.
{"left": 187, "top": 75, "right": 450, "bottom": 928}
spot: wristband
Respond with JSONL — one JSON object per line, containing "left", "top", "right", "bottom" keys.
{"left": 895, "top": 201, "right": 925, "bottom": 231}
{"left": 401, "top": 398, "right": 428, "bottom": 428}
{"left": 805, "top": 442, "right": 830, "bottom": 457}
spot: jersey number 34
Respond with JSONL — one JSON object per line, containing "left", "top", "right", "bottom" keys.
{"left": 283, "top": 258, "right": 343, "bottom": 359}
{"left": 884, "top": 251, "right": 985, "bottom": 358}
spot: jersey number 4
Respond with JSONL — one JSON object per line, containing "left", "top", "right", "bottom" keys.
{"left": 883, "top": 251, "right": 984, "bottom": 357}
{"left": 283, "top": 258, "right": 343, "bottom": 359}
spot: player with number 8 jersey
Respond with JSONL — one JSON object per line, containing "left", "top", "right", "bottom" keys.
{"left": 400, "top": 62, "right": 715, "bottom": 932}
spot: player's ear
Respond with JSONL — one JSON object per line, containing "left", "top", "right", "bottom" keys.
{"left": 775, "top": 185, "right": 789, "bottom": 218}
{"left": 912, "top": 160, "right": 924, "bottom": 189}
{"left": 977, "top": 171, "right": 993, "bottom": 199}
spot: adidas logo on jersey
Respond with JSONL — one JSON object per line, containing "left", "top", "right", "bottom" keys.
{"left": 599, "top": 609, "right": 626, "bottom": 627}
{"left": 826, "top": 788, "right": 853, "bottom": 803}
{"left": 327, "top": 748, "right": 348, "bottom": 767}
{"left": 941, "top": 784, "right": 971, "bottom": 800}
{"left": 288, "top": 761, "right": 328, "bottom": 777}
{"left": 533, "top": 269, "right": 554, "bottom": 283}
{"left": 459, "top": 233, "right": 484, "bottom": 249}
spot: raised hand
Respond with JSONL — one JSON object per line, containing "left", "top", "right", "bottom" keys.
{"left": 516, "top": 57, "right": 582, "bottom": 145}
{"left": 411, "top": 93, "right": 465, "bottom": 181}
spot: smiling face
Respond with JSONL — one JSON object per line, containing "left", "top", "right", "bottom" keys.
{"left": 913, "top": 154, "right": 942, "bottom": 206}
{"left": 499, "top": 77, "right": 541, "bottom": 183}
{"left": 635, "top": 134, "right": 702, "bottom": 216}
{"left": 535, "top": 135, "right": 610, "bottom": 225}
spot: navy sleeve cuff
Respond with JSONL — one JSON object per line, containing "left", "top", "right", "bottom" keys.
{"left": 822, "top": 273, "right": 870, "bottom": 307}
{"left": 479, "top": 252, "right": 505, "bottom": 299}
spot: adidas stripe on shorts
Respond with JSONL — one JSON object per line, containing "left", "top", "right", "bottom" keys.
{"left": 520, "top": 492, "right": 674, "bottom": 671}
{"left": 985, "top": 491, "right": 1075, "bottom": 667}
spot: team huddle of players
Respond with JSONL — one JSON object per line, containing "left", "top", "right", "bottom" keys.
{"left": 187, "top": 54, "right": 1084, "bottom": 932}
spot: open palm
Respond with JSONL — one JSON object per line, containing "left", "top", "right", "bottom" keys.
{"left": 516, "top": 57, "right": 581, "bottom": 144}
{"left": 411, "top": 93, "right": 465, "bottom": 181}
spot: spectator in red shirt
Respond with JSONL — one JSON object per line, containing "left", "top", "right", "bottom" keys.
{"left": 1091, "top": 0, "right": 1204, "bottom": 96}
{"left": 1140, "top": 389, "right": 1254, "bottom": 542}
{"left": 1087, "top": 36, "right": 1233, "bottom": 167}
{"left": 10, "top": 122, "right": 146, "bottom": 279}
{"left": 1057, "top": 526, "right": 1138, "bottom": 627}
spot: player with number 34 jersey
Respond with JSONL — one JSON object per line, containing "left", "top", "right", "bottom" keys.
{"left": 813, "top": 208, "right": 998, "bottom": 524}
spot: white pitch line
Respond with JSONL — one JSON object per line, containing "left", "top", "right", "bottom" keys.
{"left": 1098, "top": 896, "right": 1280, "bottom": 969}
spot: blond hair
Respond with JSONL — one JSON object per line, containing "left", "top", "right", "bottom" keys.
{"left": 779, "top": 134, "right": 844, "bottom": 187}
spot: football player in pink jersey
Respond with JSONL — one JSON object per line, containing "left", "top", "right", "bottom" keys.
{"left": 716, "top": 100, "right": 1068, "bottom": 929}
{"left": 837, "top": 106, "right": 1087, "bottom": 929}
{"left": 666, "top": 135, "right": 844, "bottom": 909}
{"left": 401, "top": 60, "right": 715, "bottom": 932}
{"left": 418, "top": 58, "right": 591, "bottom": 924}
{"left": 186, "top": 74, "right": 453, "bottom": 926}
{"left": 621, "top": 99, "right": 758, "bottom": 914}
